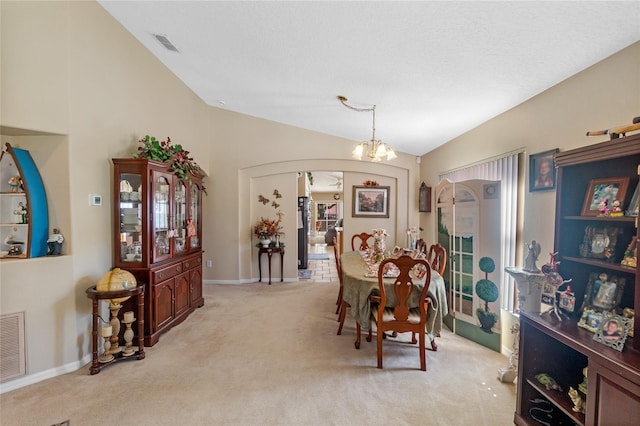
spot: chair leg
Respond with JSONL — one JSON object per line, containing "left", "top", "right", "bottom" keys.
{"left": 355, "top": 323, "right": 361, "bottom": 349}
{"left": 336, "top": 301, "right": 347, "bottom": 335}
{"left": 419, "top": 328, "right": 426, "bottom": 371}
{"left": 335, "top": 286, "right": 343, "bottom": 313}
{"left": 377, "top": 327, "right": 384, "bottom": 369}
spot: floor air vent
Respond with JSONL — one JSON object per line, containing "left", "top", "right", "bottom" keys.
{"left": 0, "top": 311, "right": 26, "bottom": 382}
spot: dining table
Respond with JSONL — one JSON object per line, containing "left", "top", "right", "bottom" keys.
{"left": 340, "top": 250, "right": 448, "bottom": 345}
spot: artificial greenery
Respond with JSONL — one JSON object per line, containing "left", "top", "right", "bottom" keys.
{"left": 135, "top": 135, "right": 206, "bottom": 185}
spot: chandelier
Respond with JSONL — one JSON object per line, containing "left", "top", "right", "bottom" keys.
{"left": 338, "top": 95, "right": 397, "bottom": 162}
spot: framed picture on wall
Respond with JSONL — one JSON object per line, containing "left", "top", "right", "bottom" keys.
{"left": 352, "top": 186, "right": 390, "bottom": 218}
{"left": 529, "top": 149, "right": 558, "bottom": 192}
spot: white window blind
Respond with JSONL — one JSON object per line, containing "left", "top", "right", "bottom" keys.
{"left": 439, "top": 150, "right": 522, "bottom": 311}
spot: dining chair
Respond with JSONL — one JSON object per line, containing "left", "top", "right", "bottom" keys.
{"left": 427, "top": 243, "right": 447, "bottom": 276}
{"left": 333, "top": 237, "right": 343, "bottom": 313}
{"left": 351, "top": 232, "right": 373, "bottom": 251}
{"left": 362, "top": 255, "right": 432, "bottom": 370}
{"left": 334, "top": 238, "right": 353, "bottom": 335}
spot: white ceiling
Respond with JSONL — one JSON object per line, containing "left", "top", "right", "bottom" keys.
{"left": 98, "top": 1, "right": 640, "bottom": 157}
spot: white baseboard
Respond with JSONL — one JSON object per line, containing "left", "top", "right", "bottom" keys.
{"left": 0, "top": 354, "right": 92, "bottom": 394}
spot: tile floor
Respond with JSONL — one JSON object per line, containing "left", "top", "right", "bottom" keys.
{"left": 305, "top": 242, "right": 339, "bottom": 283}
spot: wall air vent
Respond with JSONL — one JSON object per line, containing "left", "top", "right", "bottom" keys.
{"left": 153, "top": 34, "right": 179, "bottom": 52}
{"left": 0, "top": 311, "right": 27, "bottom": 383}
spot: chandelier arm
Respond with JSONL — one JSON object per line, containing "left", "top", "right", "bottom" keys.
{"left": 337, "top": 95, "right": 374, "bottom": 113}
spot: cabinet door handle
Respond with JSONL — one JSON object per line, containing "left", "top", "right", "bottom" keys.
{"left": 185, "top": 262, "right": 190, "bottom": 268}
{"left": 157, "top": 272, "right": 164, "bottom": 280}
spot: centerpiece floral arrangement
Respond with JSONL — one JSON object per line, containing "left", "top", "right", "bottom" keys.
{"left": 254, "top": 217, "right": 282, "bottom": 241}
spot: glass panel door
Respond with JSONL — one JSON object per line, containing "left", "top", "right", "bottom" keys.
{"left": 189, "top": 183, "right": 200, "bottom": 249}
{"left": 174, "top": 180, "right": 187, "bottom": 254}
{"left": 118, "top": 172, "right": 143, "bottom": 263}
{"left": 153, "top": 172, "right": 172, "bottom": 262}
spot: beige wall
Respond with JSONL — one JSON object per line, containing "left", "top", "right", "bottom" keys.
{"left": 0, "top": 1, "right": 419, "bottom": 388}
{"left": 419, "top": 42, "right": 640, "bottom": 257}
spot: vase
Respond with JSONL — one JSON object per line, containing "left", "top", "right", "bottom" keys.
{"left": 260, "top": 238, "right": 271, "bottom": 248}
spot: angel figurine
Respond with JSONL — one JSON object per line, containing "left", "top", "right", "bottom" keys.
{"left": 523, "top": 240, "right": 541, "bottom": 272}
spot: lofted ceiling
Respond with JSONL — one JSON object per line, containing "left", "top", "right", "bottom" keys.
{"left": 98, "top": 1, "right": 640, "bottom": 157}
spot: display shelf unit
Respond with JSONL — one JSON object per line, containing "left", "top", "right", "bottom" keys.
{"left": 0, "top": 143, "right": 48, "bottom": 258}
{"left": 515, "top": 133, "right": 640, "bottom": 425}
{"left": 85, "top": 285, "right": 146, "bottom": 375}
{"left": 112, "top": 158, "right": 205, "bottom": 347}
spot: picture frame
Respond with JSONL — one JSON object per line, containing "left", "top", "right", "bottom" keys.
{"left": 578, "top": 225, "right": 621, "bottom": 261}
{"left": 352, "top": 186, "right": 390, "bottom": 218}
{"left": 529, "top": 149, "right": 558, "bottom": 192}
{"left": 580, "top": 272, "right": 626, "bottom": 313}
{"left": 593, "top": 312, "right": 631, "bottom": 352}
{"left": 581, "top": 177, "right": 630, "bottom": 217}
{"left": 626, "top": 181, "right": 640, "bottom": 216}
{"left": 623, "top": 307, "right": 634, "bottom": 337}
{"left": 418, "top": 182, "right": 431, "bottom": 212}
{"left": 577, "top": 308, "right": 604, "bottom": 333}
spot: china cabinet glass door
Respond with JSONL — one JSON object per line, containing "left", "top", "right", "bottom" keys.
{"left": 174, "top": 180, "right": 187, "bottom": 254}
{"left": 189, "top": 183, "right": 201, "bottom": 249}
{"left": 153, "top": 172, "right": 172, "bottom": 263}
{"left": 118, "top": 172, "right": 143, "bottom": 263}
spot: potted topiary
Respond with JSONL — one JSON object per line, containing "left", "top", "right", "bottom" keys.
{"left": 476, "top": 256, "right": 499, "bottom": 333}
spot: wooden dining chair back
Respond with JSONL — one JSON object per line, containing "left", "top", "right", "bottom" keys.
{"left": 415, "top": 238, "right": 427, "bottom": 255}
{"left": 351, "top": 232, "right": 374, "bottom": 251}
{"left": 372, "top": 255, "right": 432, "bottom": 371}
{"left": 334, "top": 237, "right": 352, "bottom": 335}
{"left": 427, "top": 243, "right": 447, "bottom": 276}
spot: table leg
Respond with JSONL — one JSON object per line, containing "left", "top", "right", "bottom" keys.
{"left": 90, "top": 298, "right": 100, "bottom": 375}
{"left": 258, "top": 251, "right": 263, "bottom": 282}
{"left": 267, "top": 251, "right": 273, "bottom": 285}
{"left": 136, "top": 288, "right": 146, "bottom": 360}
{"left": 279, "top": 251, "right": 284, "bottom": 282}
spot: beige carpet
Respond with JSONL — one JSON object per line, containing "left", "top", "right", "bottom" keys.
{"left": 1, "top": 282, "right": 516, "bottom": 426}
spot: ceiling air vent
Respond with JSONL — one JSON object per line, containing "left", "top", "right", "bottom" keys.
{"left": 153, "top": 34, "right": 179, "bottom": 53}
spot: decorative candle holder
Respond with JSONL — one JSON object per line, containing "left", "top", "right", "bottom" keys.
{"left": 122, "top": 311, "right": 136, "bottom": 357}
{"left": 108, "top": 302, "right": 123, "bottom": 355}
{"left": 99, "top": 326, "right": 115, "bottom": 363}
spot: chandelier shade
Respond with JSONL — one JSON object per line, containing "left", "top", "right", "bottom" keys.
{"left": 338, "top": 96, "right": 397, "bottom": 162}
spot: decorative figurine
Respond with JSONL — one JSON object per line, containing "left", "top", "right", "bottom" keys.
{"left": 578, "top": 367, "right": 588, "bottom": 395}
{"left": 540, "top": 252, "right": 572, "bottom": 321}
{"left": 611, "top": 199, "right": 623, "bottom": 216}
{"left": 7, "top": 175, "right": 21, "bottom": 192}
{"left": 47, "top": 228, "right": 64, "bottom": 255}
{"left": 535, "top": 373, "right": 563, "bottom": 391}
{"left": 523, "top": 240, "right": 541, "bottom": 273}
{"left": 598, "top": 198, "right": 610, "bottom": 216}
{"left": 568, "top": 387, "right": 586, "bottom": 413}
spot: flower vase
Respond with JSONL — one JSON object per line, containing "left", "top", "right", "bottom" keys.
{"left": 372, "top": 234, "right": 386, "bottom": 263}
{"left": 260, "top": 239, "right": 271, "bottom": 248}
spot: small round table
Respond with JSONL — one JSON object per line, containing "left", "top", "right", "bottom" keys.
{"left": 258, "top": 246, "right": 284, "bottom": 284}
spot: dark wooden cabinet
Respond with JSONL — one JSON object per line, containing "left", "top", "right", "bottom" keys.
{"left": 515, "top": 134, "right": 640, "bottom": 425}
{"left": 112, "top": 158, "right": 205, "bottom": 346}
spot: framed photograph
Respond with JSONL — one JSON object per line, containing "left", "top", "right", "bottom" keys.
{"left": 578, "top": 225, "right": 621, "bottom": 261}
{"left": 580, "top": 272, "right": 626, "bottom": 313}
{"left": 529, "top": 149, "right": 558, "bottom": 192}
{"left": 581, "top": 177, "right": 630, "bottom": 216}
{"left": 578, "top": 308, "right": 604, "bottom": 333}
{"left": 593, "top": 312, "right": 632, "bottom": 352}
{"left": 623, "top": 307, "right": 634, "bottom": 337}
{"left": 626, "top": 181, "right": 640, "bottom": 216}
{"left": 352, "top": 186, "right": 390, "bottom": 218}
{"left": 418, "top": 182, "right": 431, "bottom": 212}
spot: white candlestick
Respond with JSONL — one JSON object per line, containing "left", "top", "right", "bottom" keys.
{"left": 123, "top": 311, "right": 134, "bottom": 323}
{"left": 101, "top": 325, "right": 113, "bottom": 337}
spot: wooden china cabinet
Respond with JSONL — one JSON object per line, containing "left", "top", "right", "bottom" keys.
{"left": 112, "top": 158, "right": 205, "bottom": 346}
{"left": 515, "top": 133, "right": 640, "bottom": 425}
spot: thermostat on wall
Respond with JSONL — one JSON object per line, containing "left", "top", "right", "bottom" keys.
{"left": 89, "top": 194, "right": 102, "bottom": 206}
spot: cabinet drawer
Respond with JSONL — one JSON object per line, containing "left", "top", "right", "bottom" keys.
{"left": 153, "top": 263, "right": 183, "bottom": 283}
{"left": 183, "top": 256, "right": 202, "bottom": 271}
